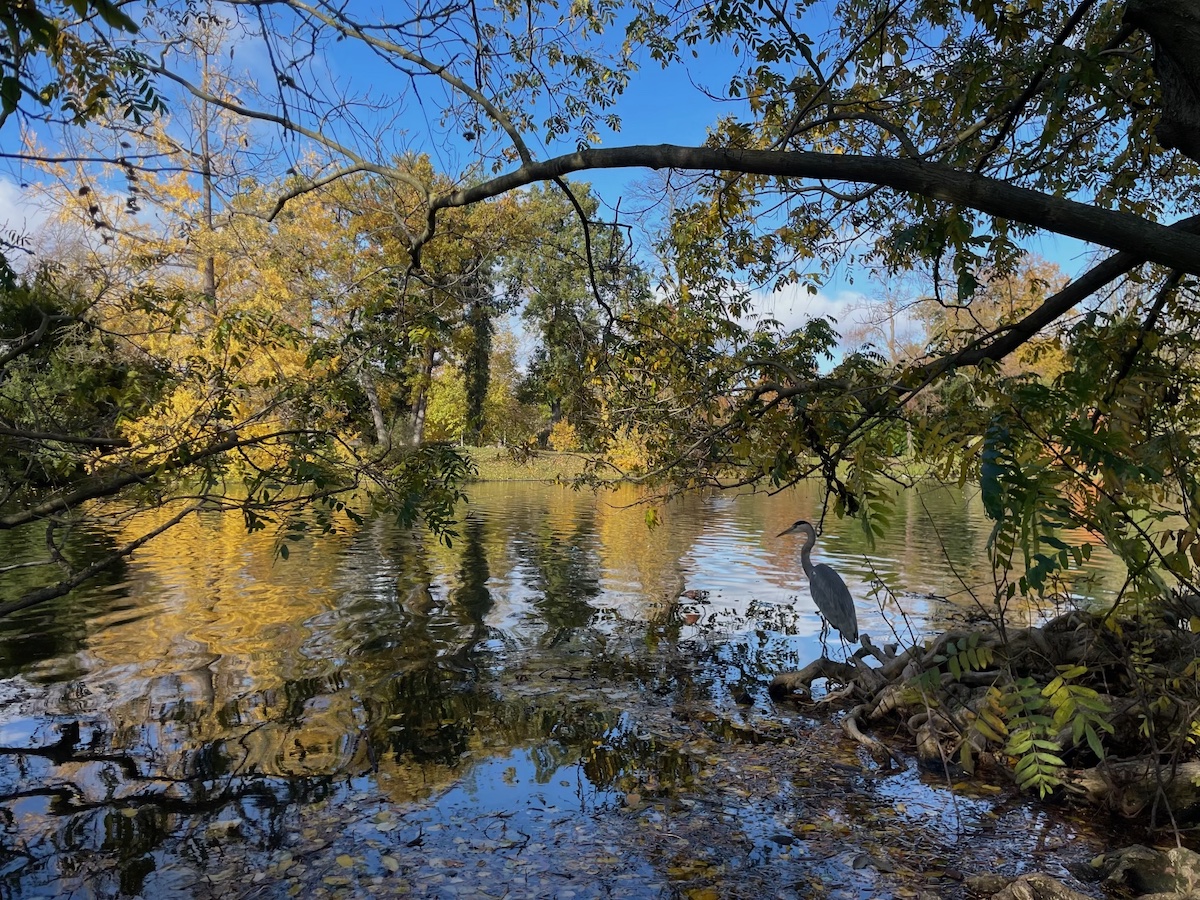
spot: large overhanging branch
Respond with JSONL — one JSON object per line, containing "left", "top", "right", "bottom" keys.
{"left": 739, "top": 215, "right": 1200, "bottom": 463}
{"left": 0, "top": 428, "right": 330, "bottom": 531}
{"left": 779, "top": 249, "right": 1170, "bottom": 410}
{"left": 424, "top": 145, "right": 1200, "bottom": 274}
{"left": 886, "top": 212, "right": 1200, "bottom": 397}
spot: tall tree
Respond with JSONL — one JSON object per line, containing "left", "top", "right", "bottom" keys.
{"left": 843, "top": 279, "right": 926, "bottom": 366}
{"left": 503, "top": 182, "right": 648, "bottom": 444}
{"left": 461, "top": 271, "right": 495, "bottom": 446}
{"left": 6, "top": 0, "right": 1200, "bottom": 619}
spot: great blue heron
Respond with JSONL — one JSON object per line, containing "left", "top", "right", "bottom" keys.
{"left": 777, "top": 519, "right": 858, "bottom": 643}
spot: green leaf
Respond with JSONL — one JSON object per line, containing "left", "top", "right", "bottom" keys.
{"left": 980, "top": 421, "right": 1008, "bottom": 521}
{"left": 91, "top": 0, "right": 140, "bottom": 33}
{"left": 1007, "top": 733, "right": 1034, "bottom": 755}
{"left": 0, "top": 77, "right": 20, "bottom": 117}
{"left": 1013, "top": 753, "right": 1039, "bottom": 774}
{"left": 1084, "top": 724, "right": 1105, "bottom": 760}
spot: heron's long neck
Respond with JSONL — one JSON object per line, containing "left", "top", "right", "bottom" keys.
{"left": 799, "top": 531, "right": 816, "bottom": 577}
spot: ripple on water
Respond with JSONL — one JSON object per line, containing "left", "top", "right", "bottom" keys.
{"left": 0, "top": 481, "right": 1131, "bottom": 899}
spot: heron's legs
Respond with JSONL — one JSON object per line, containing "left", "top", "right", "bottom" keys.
{"left": 819, "top": 616, "right": 830, "bottom": 659}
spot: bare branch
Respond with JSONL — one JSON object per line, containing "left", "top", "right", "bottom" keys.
{"left": 258, "top": 0, "right": 534, "bottom": 164}
{"left": 143, "top": 62, "right": 431, "bottom": 200}
{"left": 0, "top": 424, "right": 130, "bottom": 448}
{"left": 262, "top": 164, "right": 373, "bottom": 221}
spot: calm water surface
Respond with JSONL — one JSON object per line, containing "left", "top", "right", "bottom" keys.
{"left": 0, "top": 481, "right": 1129, "bottom": 898}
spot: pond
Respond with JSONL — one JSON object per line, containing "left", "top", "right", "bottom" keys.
{"left": 0, "top": 480, "right": 1135, "bottom": 898}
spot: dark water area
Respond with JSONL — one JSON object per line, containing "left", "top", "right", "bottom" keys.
{"left": 0, "top": 481, "right": 1135, "bottom": 898}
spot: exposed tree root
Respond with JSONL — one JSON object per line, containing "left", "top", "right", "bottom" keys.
{"left": 842, "top": 702, "right": 906, "bottom": 769}
{"left": 769, "top": 606, "right": 1200, "bottom": 824}
{"left": 767, "top": 657, "right": 860, "bottom": 701}
{"left": 1064, "top": 759, "right": 1200, "bottom": 822}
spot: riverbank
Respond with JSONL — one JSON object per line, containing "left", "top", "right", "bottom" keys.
{"left": 466, "top": 446, "right": 938, "bottom": 484}
{"left": 468, "top": 446, "right": 601, "bottom": 482}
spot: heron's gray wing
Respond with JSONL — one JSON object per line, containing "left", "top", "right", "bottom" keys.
{"left": 810, "top": 564, "right": 858, "bottom": 641}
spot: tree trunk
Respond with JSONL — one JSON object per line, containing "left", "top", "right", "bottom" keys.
{"left": 463, "top": 298, "right": 492, "bottom": 446}
{"left": 360, "top": 366, "right": 389, "bottom": 448}
{"left": 1126, "top": 0, "right": 1200, "bottom": 164}
{"left": 199, "top": 48, "right": 217, "bottom": 323}
{"left": 409, "top": 343, "right": 435, "bottom": 446}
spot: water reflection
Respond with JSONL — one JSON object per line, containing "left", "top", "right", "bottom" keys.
{"left": 0, "top": 481, "right": 1128, "bottom": 898}
{"left": 0, "top": 522, "right": 138, "bottom": 682}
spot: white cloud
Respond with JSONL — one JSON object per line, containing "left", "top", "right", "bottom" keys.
{"left": 741, "top": 282, "right": 868, "bottom": 339}
{"left": 0, "top": 177, "right": 51, "bottom": 242}
{"left": 740, "top": 278, "right": 936, "bottom": 368}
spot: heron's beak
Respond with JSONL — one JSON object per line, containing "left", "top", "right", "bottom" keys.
{"left": 775, "top": 526, "right": 794, "bottom": 537}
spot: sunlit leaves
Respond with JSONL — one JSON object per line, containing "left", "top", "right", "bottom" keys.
{"left": 1003, "top": 676, "right": 1063, "bottom": 797}
{"left": 0, "top": 1, "right": 158, "bottom": 130}
{"left": 1043, "top": 664, "right": 1113, "bottom": 760}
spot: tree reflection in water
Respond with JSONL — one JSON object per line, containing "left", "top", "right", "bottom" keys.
{"left": 0, "top": 482, "right": 1128, "bottom": 898}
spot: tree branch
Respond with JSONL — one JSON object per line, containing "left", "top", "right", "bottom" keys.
{"left": 0, "top": 312, "right": 72, "bottom": 367}
{"left": 426, "top": 145, "right": 1200, "bottom": 275}
{"left": 259, "top": 0, "right": 535, "bottom": 165}
{"left": 0, "top": 424, "right": 130, "bottom": 448}
{"left": 143, "top": 62, "right": 431, "bottom": 200}
{"left": 973, "top": 0, "right": 1101, "bottom": 171}
{"left": 0, "top": 503, "right": 202, "bottom": 618}
{"left": 0, "top": 428, "right": 317, "bottom": 530}
{"left": 737, "top": 215, "right": 1200, "bottom": 447}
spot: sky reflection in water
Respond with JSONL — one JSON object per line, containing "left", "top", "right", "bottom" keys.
{"left": 0, "top": 481, "right": 1128, "bottom": 898}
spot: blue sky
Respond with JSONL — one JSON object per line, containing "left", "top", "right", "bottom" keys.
{"left": 0, "top": 1, "right": 1101, "bottom": 350}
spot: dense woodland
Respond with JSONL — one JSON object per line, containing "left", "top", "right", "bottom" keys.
{"left": 3, "top": 0, "right": 1200, "bottom": 817}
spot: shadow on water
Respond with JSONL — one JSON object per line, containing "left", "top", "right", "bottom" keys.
{"left": 0, "top": 482, "right": 1134, "bottom": 898}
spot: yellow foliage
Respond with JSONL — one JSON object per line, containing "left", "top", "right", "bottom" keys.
{"left": 548, "top": 420, "right": 580, "bottom": 451}
{"left": 605, "top": 426, "right": 650, "bottom": 473}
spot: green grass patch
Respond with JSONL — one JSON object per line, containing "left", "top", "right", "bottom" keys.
{"left": 467, "top": 446, "right": 600, "bottom": 482}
